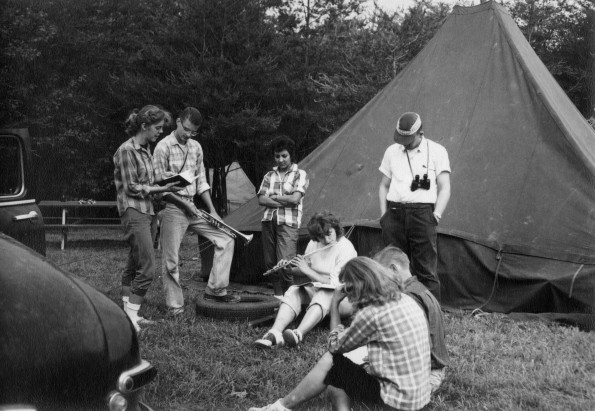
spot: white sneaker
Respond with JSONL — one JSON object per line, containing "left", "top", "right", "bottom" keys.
{"left": 253, "top": 331, "right": 284, "bottom": 349}
{"left": 248, "top": 399, "right": 291, "bottom": 411}
{"left": 282, "top": 329, "right": 303, "bottom": 347}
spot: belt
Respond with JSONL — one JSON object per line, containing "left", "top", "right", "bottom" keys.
{"left": 178, "top": 196, "right": 194, "bottom": 202}
{"left": 388, "top": 201, "right": 433, "bottom": 209}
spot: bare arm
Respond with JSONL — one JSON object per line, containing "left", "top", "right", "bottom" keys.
{"left": 378, "top": 175, "right": 391, "bottom": 216}
{"left": 258, "top": 195, "right": 282, "bottom": 208}
{"left": 434, "top": 172, "right": 451, "bottom": 222}
{"left": 274, "top": 192, "right": 303, "bottom": 206}
{"left": 329, "top": 287, "right": 347, "bottom": 330}
{"left": 199, "top": 189, "right": 221, "bottom": 220}
{"left": 290, "top": 255, "right": 330, "bottom": 283}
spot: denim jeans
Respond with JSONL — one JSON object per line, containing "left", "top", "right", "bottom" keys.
{"left": 121, "top": 208, "right": 158, "bottom": 297}
{"left": 380, "top": 202, "right": 441, "bottom": 302}
{"left": 261, "top": 220, "right": 299, "bottom": 295}
{"left": 159, "top": 202, "right": 235, "bottom": 309}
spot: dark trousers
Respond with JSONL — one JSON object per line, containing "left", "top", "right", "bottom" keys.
{"left": 380, "top": 202, "right": 441, "bottom": 302}
{"left": 261, "top": 220, "right": 298, "bottom": 295}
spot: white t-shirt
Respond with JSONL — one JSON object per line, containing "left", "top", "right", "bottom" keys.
{"left": 304, "top": 236, "right": 357, "bottom": 287}
{"left": 379, "top": 137, "right": 450, "bottom": 204}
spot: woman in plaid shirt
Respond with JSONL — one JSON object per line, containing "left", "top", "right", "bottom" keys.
{"left": 114, "top": 105, "right": 181, "bottom": 332}
{"left": 249, "top": 257, "right": 431, "bottom": 411}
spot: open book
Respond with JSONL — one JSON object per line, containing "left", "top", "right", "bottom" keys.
{"left": 156, "top": 170, "right": 199, "bottom": 187}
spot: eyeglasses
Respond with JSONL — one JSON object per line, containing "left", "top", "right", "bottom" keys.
{"left": 181, "top": 124, "right": 199, "bottom": 136}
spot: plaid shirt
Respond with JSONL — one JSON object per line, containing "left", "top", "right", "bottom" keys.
{"left": 152, "top": 132, "right": 210, "bottom": 198}
{"left": 257, "top": 164, "right": 309, "bottom": 228}
{"left": 328, "top": 294, "right": 431, "bottom": 410}
{"left": 113, "top": 138, "right": 156, "bottom": 216}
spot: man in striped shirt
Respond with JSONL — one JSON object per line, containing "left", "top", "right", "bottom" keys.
{"left": 257, "top": 136, "right": 309, "bottom": 297}
{"left": 154, "top": 107, "right": 240, "bottom": 314}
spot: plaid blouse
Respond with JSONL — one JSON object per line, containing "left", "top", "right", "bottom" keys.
{"left": 257, "top": 164, "right": 309, "bottom": 228}
{"left": 328, "top": 294, "right": 431, "bottom": 411}
{"left": 153, "top": 132, "right": 210, "bottom": 198}
{"left": 113, "top": 138, "right": 156, "bottom": 216}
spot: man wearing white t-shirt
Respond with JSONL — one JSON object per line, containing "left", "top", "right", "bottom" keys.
{"left": 378, "top": 112, "right": 451, "bottom": 302}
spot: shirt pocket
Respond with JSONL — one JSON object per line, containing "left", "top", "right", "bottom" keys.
{"left": 283, "top": 181, "right": 294, "bottom": 194}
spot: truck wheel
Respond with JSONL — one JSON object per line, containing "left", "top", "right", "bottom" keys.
{"left": 195, "top": 294, "right": 280, "bottom": 321}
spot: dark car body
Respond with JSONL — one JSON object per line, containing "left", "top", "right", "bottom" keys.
{"left": 0, "top": 234, "right": 157, "bottom": 410}
{"left": 0, "top": 128, "right": 45, "bottom": 255}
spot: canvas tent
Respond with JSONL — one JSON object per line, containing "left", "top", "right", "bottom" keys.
{"left": 209, "top": 162, "right": 256, "bottom": 214}
{"left": 225, "top": 1, "right": 595, "bottom": 316}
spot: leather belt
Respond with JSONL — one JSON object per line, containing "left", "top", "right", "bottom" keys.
{"left": 388, "top": 201, "right": 433, "bottom": 209}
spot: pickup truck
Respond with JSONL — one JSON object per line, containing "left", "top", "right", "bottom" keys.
{"left": 0, "top": 128, "right": 45, "bottom": 255}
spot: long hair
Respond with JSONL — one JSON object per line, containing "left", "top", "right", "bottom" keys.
{"left": 307, "top": 211, "right": 344, "bottom": 242}
{"left": 339, "top": 257, "right": 401, "bottom": 310}
{"left": 124, "top": 105, "right": 172, "bottom": 136}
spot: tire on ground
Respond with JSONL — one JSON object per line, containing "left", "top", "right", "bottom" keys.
{"left": 195, "top": 294, "right": 280, "bottom": 321}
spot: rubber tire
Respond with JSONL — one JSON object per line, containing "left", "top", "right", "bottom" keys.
{"left": 195, "top": 294, "right": 280, "bottom": 321}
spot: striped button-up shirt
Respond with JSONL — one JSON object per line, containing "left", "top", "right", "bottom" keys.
{"left": 113, "top": 137, "right": 156, "bottom": 216}
{"left": 257, "top": 164, "right": 309, "bottom": 228}
{"left": 328, "top": 294, "right": 431, "bottom": 411}
{"left": 153, "top": 132, "right": 210, "bottom": 199}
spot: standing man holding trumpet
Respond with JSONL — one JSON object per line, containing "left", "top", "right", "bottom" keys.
{"left": 257, "top": 136, "right": 309, "bottom": 298}
{"left": 154, "top": 107, "right": 240, "bottom": 316}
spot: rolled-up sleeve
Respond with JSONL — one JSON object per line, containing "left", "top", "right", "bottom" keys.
{"left": 294, "top": 170, "right": 309, "bottom": 194}
{"left": 121, "top": 148, "right": 145, "bottom": 198}
{"left": 257, "top": 173, "right": 272, "bottom": 196}
{"left": 328, "top": 307, "right": 377, "bottom": 354}
{"left": 194, "top": 145, "right": 210, "bottom": 194}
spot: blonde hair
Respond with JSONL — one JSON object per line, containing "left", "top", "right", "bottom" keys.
{"left": 339, "top": 257, "right": 401, "bottom": 310}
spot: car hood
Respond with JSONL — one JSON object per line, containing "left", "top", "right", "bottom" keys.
{"left": 0, "top": 233, "right": 140, "bottom": 404}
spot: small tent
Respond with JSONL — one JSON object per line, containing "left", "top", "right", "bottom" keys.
{"left": 209, "top": 162, "right": 256, "bottom": 214}
{"left": 225, "top": 1, "right": 595, "bottom": 315}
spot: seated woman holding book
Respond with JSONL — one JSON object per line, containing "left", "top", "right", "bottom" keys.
{"left": 254, "top": 211, "right": 357, "bottom": 348}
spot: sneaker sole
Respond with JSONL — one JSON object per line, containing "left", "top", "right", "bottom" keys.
{"left": 282, "top": 330, "right": 300, "bottom": 347}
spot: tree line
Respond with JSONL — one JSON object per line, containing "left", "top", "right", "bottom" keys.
{"left": 1, "top": 0, "right": 593, "bottom": 212}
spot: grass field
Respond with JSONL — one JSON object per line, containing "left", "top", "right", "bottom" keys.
{"left": 45, "top": 228, "right": 595, "bottom": 411}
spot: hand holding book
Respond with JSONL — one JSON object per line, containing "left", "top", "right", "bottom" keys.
{"left": 156, "top": 170, "right": 199, "bottom": 187}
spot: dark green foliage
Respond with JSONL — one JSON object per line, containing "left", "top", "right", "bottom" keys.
{"left": 1, "top": 0, "right": 592, "bottom": 203}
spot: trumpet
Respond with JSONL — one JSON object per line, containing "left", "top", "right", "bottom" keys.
{"left": 262, "top": 242, "right": 335, "bottom": 276}
{"left": 196, "top": 209, "right": 253, "bottom": 245}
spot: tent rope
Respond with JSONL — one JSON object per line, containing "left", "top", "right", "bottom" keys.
{"left": 471, "top": 249, "right": 503, "bottom": 316}
{"left": 568, "top": 264, "right": 584, "bottom": 299}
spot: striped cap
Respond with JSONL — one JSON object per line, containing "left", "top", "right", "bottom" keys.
{"left": 396, "top": 112, "right": 422, "bottom": 136}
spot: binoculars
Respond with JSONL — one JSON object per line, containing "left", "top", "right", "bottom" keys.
{"left": 410, "top": 174, "right": 430, "bottom": 191}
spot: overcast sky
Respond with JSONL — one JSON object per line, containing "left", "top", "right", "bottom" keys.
{"left": 370, "top": 0, "right": 476, "bottom": 13}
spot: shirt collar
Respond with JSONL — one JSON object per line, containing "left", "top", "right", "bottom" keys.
{"left": 130, "top": 137, "right": 150, "bottom": 154}
{"left": 400, "top": 136, "right": 426, "bottom": 153}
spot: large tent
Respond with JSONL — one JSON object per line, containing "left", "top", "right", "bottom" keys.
{"left": 225, "top": 1, "right": 595, "bottom": 315}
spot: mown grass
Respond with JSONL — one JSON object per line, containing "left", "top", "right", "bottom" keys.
{"left": 46, "top": 229, "right": 595, "bottom": 411}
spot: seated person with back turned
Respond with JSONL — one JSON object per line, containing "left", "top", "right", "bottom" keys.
{"left": 254, "top": 211, "right": 357, "bottom": 349}
{"left": 249, "top": 257, "right": 431, "bottom": 411}
{"left": 373, "top": 245, "right": 449, "bottom": 394}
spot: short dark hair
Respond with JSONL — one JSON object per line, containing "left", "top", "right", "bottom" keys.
{"left": 307, "top": 211, "right": 344, "bottom": 242}
{"left": 179, "top": 107, "right": 203, "bottom": 127}
{"left": 271, "top": 135, "right": 295, "bottom": 158}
